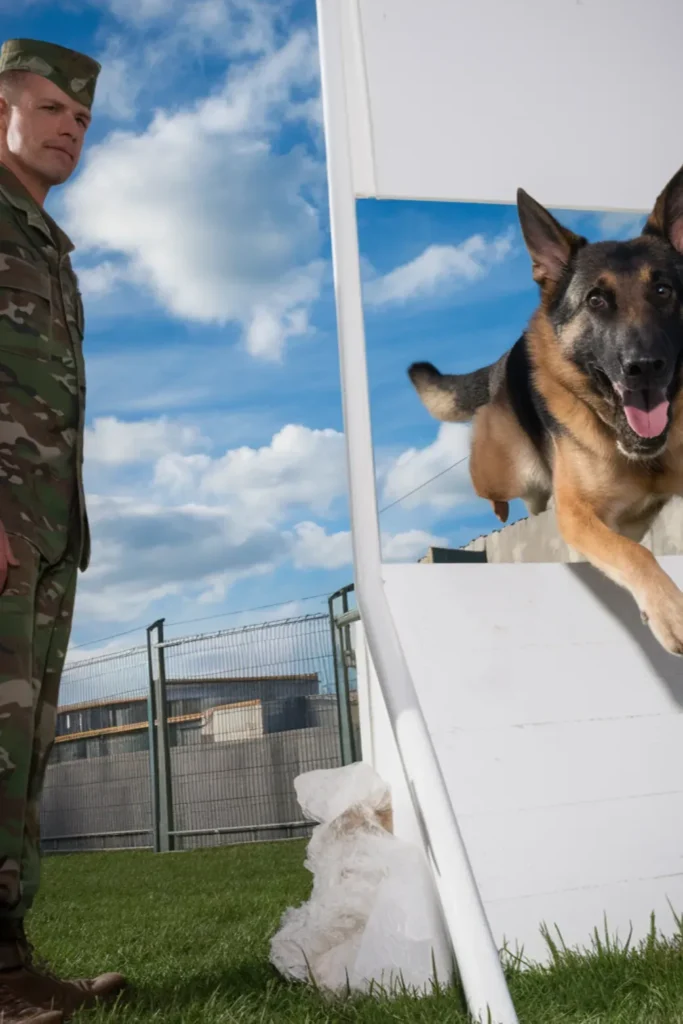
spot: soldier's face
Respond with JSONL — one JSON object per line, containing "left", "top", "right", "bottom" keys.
{"left": 0, "top": 73, "right": 91, "bottom": 189}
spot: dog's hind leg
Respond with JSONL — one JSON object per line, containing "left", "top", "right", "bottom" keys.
{"left": 470, "top": 403, "right": 549, "bottom": 522}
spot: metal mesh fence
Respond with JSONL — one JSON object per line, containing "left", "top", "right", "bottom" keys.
{"left": 41, "top": 644, "right": 152, "bottom": 853}
{"left": 159, "top": 614, "right": 340, "bottom": 850}
{"left": 41, "top": 613, "right": 343, "bottom": 854}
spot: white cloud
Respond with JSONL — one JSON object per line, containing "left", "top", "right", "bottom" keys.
{"left": 382, "top": 423, "right": 473, "bottom": 511}
{"left": 64, "top": 27, "right": 324, "bottom": 360}
{"left": 74, "top": 420, "right": 348, "bottom": 624}
{"left": 245, "top": 262, "right": 325, "bottom": 358}
{"left": 77, "top": 260, "right": 131, "bottom": 297}
{"left": 73, "top": 412, "right": 477, "bottom": 626}
{"left": 558, "top": 209, "right": 647, "bottom": 244}
{"left": 104, "top": 0, "right": 169, "bottom": 20}
{"left": 91, "top": 42, "right": 144, "bottom": 122}
{"left": 74, "top": 410, "right": 465, "bottom": 627}
{"left": 291, "top": 522, "right": 351, "bottom": 570}
{"left": 100, "top": 0, "right": 281, "bottom": 54}
{"left": 154, "top": 423, "right": 347, "bottom": 522}
{"left": 595, "top": 211, "right": 646, "bottom": 240}
{"left": 180, "top": 0, "right": 282, "bottom": 58}
{"left": 364, "top": 229, "right": 514, "bottom": 308}
{"left": 70, "top": 407, "right": 479, "bottom": 630}
{"left": 79, "top": 580, "right": 185, "bottom": 624}
{"left": 291, "top": 522, "right": 448, "bottom": 569}
{"left": 382, "top": 529, "right": 448, "bottom": 561}
{"left": 85, "top": 416, "right": 207, "bottom": 465}
{"left": 80, "top": 495, "right": 289, "bottom": 622}
{"left": 91, "top": 1, "right": 298, "bottom": 123}
{"left": 65, "top": 637, "right": 145, "bottom": 666}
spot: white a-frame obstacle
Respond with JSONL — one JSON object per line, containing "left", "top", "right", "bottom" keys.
{"left": 315, "top": 1, "right": 683, "bottom": 1022}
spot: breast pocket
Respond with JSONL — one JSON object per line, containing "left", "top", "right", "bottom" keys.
{"left": 0, "top": 253, "right": 53, "bottom": 357}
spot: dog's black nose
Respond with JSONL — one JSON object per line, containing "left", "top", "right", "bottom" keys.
{"left": 622, "top": 355, "right": 667, "bottom": 388}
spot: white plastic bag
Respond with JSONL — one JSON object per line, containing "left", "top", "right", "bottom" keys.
{"left": 269, "top": 762, "right": 453, "bottom": 997}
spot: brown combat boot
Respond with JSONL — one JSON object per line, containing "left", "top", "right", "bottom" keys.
{"left": 0, "top": 922, "right": 125, "bottom": 1019}
{"left": 0, "top": 967, "right": 125, "bottom": 1018}
{"left": 0, "top": 981, "right": 63, "bottom": 1023}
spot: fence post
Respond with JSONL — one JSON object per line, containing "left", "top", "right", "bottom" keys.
{"left": 146, "top": 618, "right": 175, "bottom": 852}
{"left": 145, "top": 624, "right": 160, "bottom": 853}
{"left": 328, "top": 585, "right": 357, "bottom": 765}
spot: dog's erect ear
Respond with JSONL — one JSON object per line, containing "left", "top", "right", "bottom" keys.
{"left": 643, "top": 164, "right": 683, "bottom": 254}
{"left": 517, "top": 189, "right": 587, "bottom": 287}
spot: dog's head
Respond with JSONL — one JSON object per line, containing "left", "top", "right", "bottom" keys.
{"left": 518, "top": 165, "right": 683, "bottom": 460}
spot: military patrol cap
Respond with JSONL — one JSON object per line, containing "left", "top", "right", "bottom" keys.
{"left": 0, "top": 38, "right": 101, "bottom": 109}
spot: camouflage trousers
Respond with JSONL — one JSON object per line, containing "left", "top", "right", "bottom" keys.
{"left": 0, "top": 535, "right": 77, "bottom": 962}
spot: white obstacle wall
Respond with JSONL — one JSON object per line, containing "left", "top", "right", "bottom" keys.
{"left": 356, "top": 559, "right": 683, "bottom": 963}
{"left": 345, "top": 0, "right": 683, "bottom": 211}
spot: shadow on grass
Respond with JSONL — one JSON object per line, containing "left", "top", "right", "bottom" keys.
{"left": 77, "top": 963, "right": 313, "bottom": 1020}
{"left": 85, "top": 960, "right": 466, "bottom": 1023}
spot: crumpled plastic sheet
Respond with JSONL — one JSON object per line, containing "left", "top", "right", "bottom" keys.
{"left": 270, "top": 761, "right": 453, "bottom": 997}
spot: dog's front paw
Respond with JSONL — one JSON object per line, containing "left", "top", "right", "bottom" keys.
{"left": 641, "top": 583, "right": 683, "bottom": 656}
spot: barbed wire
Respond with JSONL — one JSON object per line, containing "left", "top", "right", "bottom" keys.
{"left": 71, "top": 590, "right": 331, "bottom": 649}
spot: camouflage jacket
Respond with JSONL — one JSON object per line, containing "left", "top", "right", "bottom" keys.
{"left": 0, "top": 163, "right": 89, "bottom": 571}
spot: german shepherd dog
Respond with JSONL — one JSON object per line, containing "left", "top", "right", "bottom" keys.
{"left": 408, "top": 165, "right": 683, "bottom": 656}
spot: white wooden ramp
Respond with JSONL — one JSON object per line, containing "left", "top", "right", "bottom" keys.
{"left": 315, "top": 1, "right": 683, "bottom": 1021}
{"left": 357, "top": 559, "right": 683, "bottom": 965}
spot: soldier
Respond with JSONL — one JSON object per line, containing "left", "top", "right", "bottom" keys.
{"left": 0, "top": 39, "right": 126, "bottom": 1022}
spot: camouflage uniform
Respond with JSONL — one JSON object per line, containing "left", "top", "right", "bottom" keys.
{"left": 0, "top": 40, "right": 97, "bottom": 963}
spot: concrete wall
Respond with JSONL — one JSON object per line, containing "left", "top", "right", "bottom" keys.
{"left": 40, "top": 725, "right": 341, "bottom": 853}
{"left": 458, "top": 496, "right": 683, "bottom": 564}
{"left": 42, "top": 742, "right": 153, "bottom": 850}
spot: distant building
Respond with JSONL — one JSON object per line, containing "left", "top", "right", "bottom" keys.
{"left": 53, "top": 673, "right": 331, "bottom": 763}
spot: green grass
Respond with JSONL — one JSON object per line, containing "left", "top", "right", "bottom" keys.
{"left": 23, "top": 840, "right": 683, "bottom": 1023}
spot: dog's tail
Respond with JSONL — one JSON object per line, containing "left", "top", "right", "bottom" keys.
{"left": 407, "top": 360, "right": 495, "bottom": 423}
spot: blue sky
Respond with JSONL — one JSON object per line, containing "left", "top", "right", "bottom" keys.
{"left": 5, "top": 0, "right": 648, "bottom": 659}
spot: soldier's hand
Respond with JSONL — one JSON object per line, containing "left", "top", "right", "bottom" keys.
{"left": 0, "top": 525, "right": 19, "bottom": 593}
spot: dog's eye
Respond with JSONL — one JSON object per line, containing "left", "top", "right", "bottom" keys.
{"left": 587, "top": 290, "right": 608, "bottom": 310}
{"left": 655, "top": 281, "right": 673, "bottom": 299}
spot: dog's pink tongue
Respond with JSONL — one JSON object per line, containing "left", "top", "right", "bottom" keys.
{"left": 623, "top": 398, "right": 669, "bottom": 438}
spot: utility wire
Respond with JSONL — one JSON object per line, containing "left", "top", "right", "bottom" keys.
{"left": 378, "top": 455, "right": 468, "bottom": 513}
